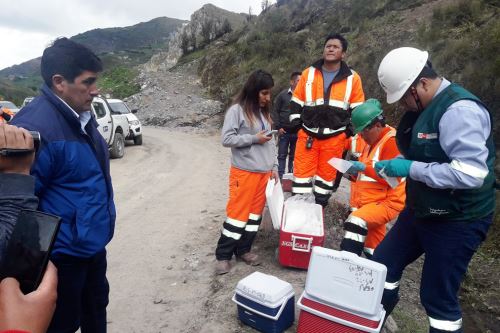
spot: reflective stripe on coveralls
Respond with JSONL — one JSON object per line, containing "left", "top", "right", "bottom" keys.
{"left": 292, "top": 129, "right": 346, "bottom": 206}
{"left": 215, "top": 167, "right": 270, "bottom": 260}
{"left": 428, "top": 317, "right": 463, "bottom": 332}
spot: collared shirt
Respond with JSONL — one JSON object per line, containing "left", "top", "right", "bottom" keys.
{"left": 55, "top": 95, "right": 91, "bottom": 134}
{"left": 409, "top": 78, "right": 491, "bottom": 189}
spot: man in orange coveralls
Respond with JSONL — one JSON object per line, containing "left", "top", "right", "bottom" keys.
{"left": 340, "top": 99, "right": 406, "bottom": 258}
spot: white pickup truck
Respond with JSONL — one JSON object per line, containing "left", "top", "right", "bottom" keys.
{"left": 91, "top": 96, "right": 129, "bottom": 159}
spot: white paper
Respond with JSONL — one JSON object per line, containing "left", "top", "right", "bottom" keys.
{"left": 328, "top": 157, "right": 354, "bottom": 173}
{"left": 378, "top": 167, "right": 399, "bottom": 189}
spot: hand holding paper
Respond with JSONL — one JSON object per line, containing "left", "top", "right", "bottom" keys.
{"left": 375, "top": 159, "right": 413, "bottom": 178}
{"left": 346, "top": 161, "right": 365, "bottom": 174}
{"left": 328, "top": 157, "right": 354, "bottom": 173}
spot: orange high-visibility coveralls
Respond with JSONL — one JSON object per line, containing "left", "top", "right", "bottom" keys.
{"left": 289, "top": 61, "right": 365, "bottom": 206}
{"left": 341, "top": 127, "right": 406, "bottom": 256}
{"left": 217, "top": 166, "right": 271, "bottom": 258}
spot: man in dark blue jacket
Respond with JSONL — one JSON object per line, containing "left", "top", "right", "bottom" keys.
{"left": 272, "top": 71, "right": 301, "bottom": 179}
{"left": 12, "top": 38, "right": 116, "bottom": 333}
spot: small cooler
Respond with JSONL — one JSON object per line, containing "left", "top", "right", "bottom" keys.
{"left": 265, "top": 179, "right": 324, "bottom": 269}
{"left": 232, "top": 271, "right": 295, "bottom": 333}
{"left": 297, "top": 247, "right": 387, "bottom": 332}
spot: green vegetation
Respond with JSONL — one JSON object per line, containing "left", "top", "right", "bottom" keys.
{"left": 98, "top": 66, "right": 140, "bottom": 100}
{"left": 0, "top": 79, "right": 38, "bottom": 106}
{"left": 392, "top": 309, "right": 427, "bottom": 333}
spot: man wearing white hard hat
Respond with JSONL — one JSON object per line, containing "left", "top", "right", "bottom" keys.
{"left": 372, "top": 47, "right": 495, "bottom": 333}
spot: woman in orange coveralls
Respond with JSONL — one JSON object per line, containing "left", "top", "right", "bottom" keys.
{"left": 214, "top": 70, "right": 279, "bottom": 275}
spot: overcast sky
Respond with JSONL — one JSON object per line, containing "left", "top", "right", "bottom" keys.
{"left": 0, "top": 0, "right": 264, "bottom": 70}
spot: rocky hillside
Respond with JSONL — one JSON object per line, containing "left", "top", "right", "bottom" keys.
{"left": 146, "top": 4, "right": 248, "bottom": 71}
{"left": 124, "top": 59, "right": 223, "bottom": 132}
{"left": 163, "top": 1, "right": 498, "bottom": 331}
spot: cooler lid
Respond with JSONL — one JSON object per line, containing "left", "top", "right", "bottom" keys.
{"left": 305, "top": 247, "right": 387, "bottom": 316}
{"left": 235, "top": 271, "right": 294, "bottom": 307}
{"left": 265, "top": 178, "right": 284, "bottom": 230}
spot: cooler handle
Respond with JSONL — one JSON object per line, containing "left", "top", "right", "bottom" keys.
{"left": 232, "top": 293, "right": 292, "bottom": 321}
{"left": 292, "top": 235, "right": 312, "bottom": 252}
{"left": 297, "top": 293, "right": 385, "bottom": 333}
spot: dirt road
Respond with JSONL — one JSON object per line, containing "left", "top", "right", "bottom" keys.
{"left": 107, "top": 126, "right": 232, "bottom": 332}
{"left": 106, "top": 126, "right": 351, "bottom": 332}
{"left": 105, "top": 126, "right": 421, "bottom": 333}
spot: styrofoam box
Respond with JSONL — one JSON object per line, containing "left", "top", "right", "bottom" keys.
{"left": 266, "top": 178, "right": 323, "bottom": 233}
{"left": 305, "top": 247, "right": 387, "bottom": 317}
{"left": 233, "top": 272, "right": 295, "bottom": 333}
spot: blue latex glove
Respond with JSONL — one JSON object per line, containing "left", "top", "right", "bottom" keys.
{"left": 347, "top": 161, "right": 366, "bottom": 174}
{"left": 375, "top": 159, "right": 413, "bottom": 177}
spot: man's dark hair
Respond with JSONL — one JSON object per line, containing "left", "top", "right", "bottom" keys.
{"left": 41, "top": 37, "right": 103, "bottom": 87}
{"left": 324, "top": 33, "right": 348, "bottom": 51}
{"left": 290, "top": 71, "right": 302, "bottom": 80}
{"left": 411, "top": 61, "right": 438, "bottom": 86}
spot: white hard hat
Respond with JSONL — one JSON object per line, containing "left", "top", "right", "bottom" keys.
{"left": 377, "top": 47, "right": 429, "bottom": 104}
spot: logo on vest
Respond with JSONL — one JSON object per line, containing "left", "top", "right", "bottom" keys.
{"left": 417, "top": 132, "right": 438, "bottom": 140}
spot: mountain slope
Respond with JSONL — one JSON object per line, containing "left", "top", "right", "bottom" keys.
{"left": 0, "top": 16, "right": 186, "bottom": 103}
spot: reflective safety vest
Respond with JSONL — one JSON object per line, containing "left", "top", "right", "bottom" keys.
{"left": 346, "top": 134, "right": 366, "bottom": 160}
{"left": 290, "top": 60, "right": 365, "bottom": 139}
{"left": 350, "top": 127, "right": 406, "bottom": 209}
{"left": 402, "top": 83, "right": 495, "bottom": 220}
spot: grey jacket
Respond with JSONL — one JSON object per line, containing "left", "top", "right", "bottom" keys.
{"left": 0, "top": 173, "right": 38, "bottom": 266}
{"left": 222, "top": 104, "right": 278, "bottom": 173}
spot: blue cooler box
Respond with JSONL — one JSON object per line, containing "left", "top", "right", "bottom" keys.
{"left": 232, "top": 271, "right": 295, "bottom": 333}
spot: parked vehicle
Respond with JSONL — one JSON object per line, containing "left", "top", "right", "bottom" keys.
{"left": 21, "top": 97, "right": 35, "bottom": 108}
{"left": 0, "top": 100, "right": 20, "bottom": 114}
{"left": 91, "top": 96, "right": 129, "bottom": 159}
{"left": 107, "top": 99, "right": 143, "bottom": 145}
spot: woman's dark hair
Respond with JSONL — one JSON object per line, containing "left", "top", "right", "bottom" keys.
{"left": 41, "top": 37, "right": 103, "bottom": 87}
{"left": 233, "top": 69, "right": 274, "bottom": 126}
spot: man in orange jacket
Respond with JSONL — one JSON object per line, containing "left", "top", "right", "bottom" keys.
{"left": 289, "top": 33, "right": 365, "bottom": 206}
{"left": 340, "top": 99, "right": 406, "bottom": 257}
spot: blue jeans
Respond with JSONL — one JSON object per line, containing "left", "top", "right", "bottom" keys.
{"left": 48, "top": 250, "right": 109, "bottom": 333}
{"left": 372, "top": 208, "right": 492, "bottom": 333}
{"left": 277, "top": 132, "right": 297, "bottom": 179}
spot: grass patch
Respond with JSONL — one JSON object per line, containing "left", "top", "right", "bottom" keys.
{"left": 392, "top": 309, "right": 427, "bottom": 333}
{"left": 98, "top": 66, "right": 140, "bottom": 99}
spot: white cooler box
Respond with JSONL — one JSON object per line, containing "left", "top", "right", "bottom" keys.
{"left": 305, "top": 247, "right": 387, "bottom": 316}
{"left": 232, "top": 271, "right": 295, "bottom": 333}
{"left": 297, "top": 247, "right": 387, "bottom": 332}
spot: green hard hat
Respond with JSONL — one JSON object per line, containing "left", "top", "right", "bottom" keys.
{"left": 352, "top": 99, "right": 383, "bottom": 134}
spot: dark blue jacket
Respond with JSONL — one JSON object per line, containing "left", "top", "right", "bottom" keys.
{"left": 11, "top": 85, "right": 116, "bottom": 258}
